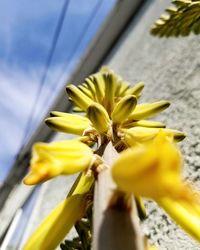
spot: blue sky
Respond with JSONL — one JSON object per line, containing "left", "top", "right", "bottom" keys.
{"left": 0, "top": 0, "right": 116, "bottom": 182}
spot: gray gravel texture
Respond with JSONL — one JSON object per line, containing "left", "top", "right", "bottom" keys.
{"left": 107, "top": 0, "right": 200, "bottom": 249}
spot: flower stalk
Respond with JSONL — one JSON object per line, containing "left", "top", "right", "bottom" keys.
{"left": 93, "top": 142, "right": 144, "bottom": 250}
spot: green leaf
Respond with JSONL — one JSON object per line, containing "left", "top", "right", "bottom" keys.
{"left": 151, "top": 0, "right": 200, "bottom": 37}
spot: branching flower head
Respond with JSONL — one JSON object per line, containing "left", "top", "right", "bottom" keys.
{"left": 23, "top": 67, "right": 200, "bottom": 250}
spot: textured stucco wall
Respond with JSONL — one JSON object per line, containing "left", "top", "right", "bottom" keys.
{"left": 107, "top": 0, "right": 200, "bottom": 249}
{"left": 24, "top": 0, "right": 200, "bottom": 249}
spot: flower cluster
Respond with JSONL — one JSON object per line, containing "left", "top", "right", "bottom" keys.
{"left": 23, "top": 68, "right": 200, "bottom": 250}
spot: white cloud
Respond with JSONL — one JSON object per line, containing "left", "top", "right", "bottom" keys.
{"left": 0, "top": 63, "right": 68, "bottom": 180}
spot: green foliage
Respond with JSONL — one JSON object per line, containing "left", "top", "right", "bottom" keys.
{"left": 151, "top": 0, "right": 200, "bottom": 37}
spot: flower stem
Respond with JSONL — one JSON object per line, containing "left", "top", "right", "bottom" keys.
{"left": 92, "top": 142, "right": 144, "bottom": 250}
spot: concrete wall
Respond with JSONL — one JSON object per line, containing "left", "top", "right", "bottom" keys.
{"left": 107, "top": 0, "right": 200, "bottom": 249}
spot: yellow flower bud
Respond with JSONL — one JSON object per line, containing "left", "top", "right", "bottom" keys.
{"left": 123, "top": 127, "right": 185, "bottom": 146}
{"left": 78, "top": 84, "right": 93, "bottom": 99}
{"left": 103, "top": 73, "right": 118, "bottom": 114}
{"left": 45, "top": 113, "right": 91, "bottom": 135}
{"left": 66, "top": 84, "right": 94, "bottom": 111}
{"left": 90, "top": 73, "right": 105, "bottom": 103}
{"left": 86, "top": 103, "right": 110, "bottom": 133}
{"left": 71, "top": 171, "right": 94, "bottom": 196}
{"left": 84, "top": 78, "right": 96, "bottom": 100}
{"left": 128, "top": 100, "right": 170, "bottom": 120}
{"left": 124, "top": 119, "right": 165, "bottom": 128}
{"left": 111, "top": 95, "right": 137, "bottom": 123}
{"left": 112, "top": 131, "right": 183, "bottom": 199}
{"left": 23, "top": 167, "right": 94, "bottom": 250}
{"left": 23, "top": 140, "right": 93, "bottom": 185}
{"left": 126, "top": 82, "right": 145, "bottom": 97}
{"left": 116, "top": 81, "right": 130, "bottom": 96}
{"left": 23, "top": 194, "right": 87, "bottom": 250}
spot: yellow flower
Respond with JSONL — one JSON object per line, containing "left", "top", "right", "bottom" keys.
{"left": 68, "top": 69, "right": 171, "bottom": 132}
{"left": 123, "top": 127, "right": 186, "bottom": 146}
{"left": 23, "top": 171, "right": 94, "bottom": 250}
{"left": 112, "top": 131, "right": 183, "bottom": 199}
{"left": 112, "top": 131, "right": 200, "bottom": 242}
{"left": 23, "top": 140, "right": 93, "bottom": 185}
{"left": 127, "top": 101, "right": 170, "bottom": 120}
{"left": 122, "top": 119, "right": 165, "bottom": 129}
{"left": 23, "top": 194, "right": 86, "bottom": 250}
{"left": 66, "top": 84, "right": 94, "bottom": 111}
{"left": 111, "top": 95, "right": 137, "bottom": 123}
{"left": 45, "top": 111, "right": 91, "bottom": 136}
{"left": 25, "top": 68, "right": 197, "bottom": 248}
{"left": 126, "top": 81, "right": 144, "bottom": 97}
{"left": 90, "top": 73, "right": 105, "bottom": 103}
{"left": 103, "top": 72, "right": 118, "bottom": 114}
{"left": 86, "top": 103, "right": 110, "bottom": 133}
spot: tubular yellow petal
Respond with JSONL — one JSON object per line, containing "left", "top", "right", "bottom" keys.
{"left": 72, "top": 171, "right": 94, "bottom": 195}
{"left": 23, "top": 194, "right": 87, "bottom": 250}
{"left": 84, "top": 78, "right": 97, "bottom": 100}
{"left": 91, "top": 73, "right": 105, "bottom": 103}
{"left": 78, "top": 85, "right": 93, "bottom": 99}
{"left": 73, "top": 106, "right": 84, "bottom": 112}
{"left": 124, "top": 119, "right": 165, "bottom": 128}
{"left": 157, "top": 196, "right": 200, "bottom": 242}
{"left": 67, "top": 170, "right": 94, "bottom": 198}
{"left": 50, "top": 111, "right": 72, "bottom": 117}
{"left": 124, "top": 127, "right": 185, "bottom": 146}
{"left": 117, "top": 81, "right": 130, "bottom": 96}
{"left": 124, "top": 127, "right": 158, "bottom": 143}
{"left": 103, "top": 73, "right": 118, "bottom": 115}
{"left": 50, "top": 111, "right": 88, "bottom": 120}
{"left": 165, "top": 129, "right": 186, "bottom": 142}
{"left": 23, "top": 161, "right": 61, "bottom": 185}
{"left": 99, "top": 65, "right": 113, "bottom": 74}
{"left": 23, "top": 140, "right": 93, "bottom": 185}
{"left": 126, "top": 82, "right": 145, "bottom": 97}
{"left": 86, "top": 103, "right": 110, "bottom": 133}
{"left": 23, "top": 171, "right": 48, "bottom": 185}
{"left": 66, "top": 85, "right": 94, "bottom": 111}
{"left": 128, "top": 101, "right": 170, "bottom": 120}
{"left": 45, "top": 114, "right": 91, "bottom": 135}
{"left": 112, "top": 131, "right": 183, "bottom": 199}
{"left": 111, "top": 95, "right": 137, "bottom": 123}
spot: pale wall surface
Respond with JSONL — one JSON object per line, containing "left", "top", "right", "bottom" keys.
{"left": 107, "top": 0, "right": 200, "bottom": 249}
